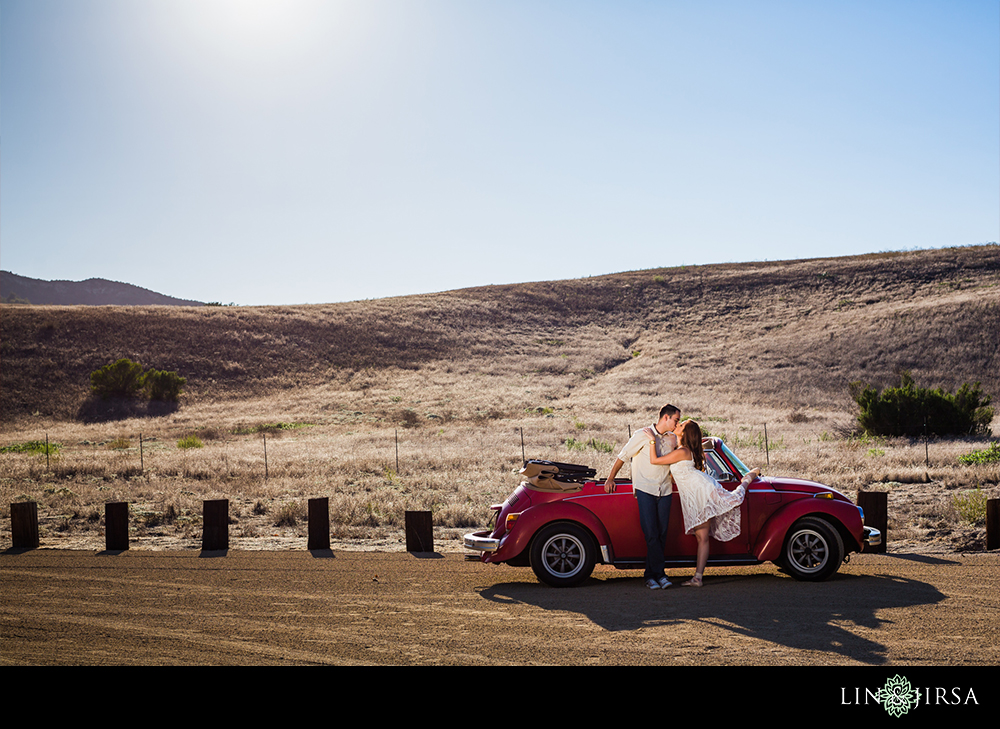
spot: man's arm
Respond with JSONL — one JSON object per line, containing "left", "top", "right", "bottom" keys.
{"left": 605, "top": 430, "right": 648, "bottom": 492}
{"left": 604, "top": 458, "right": 625, "bottom": 493}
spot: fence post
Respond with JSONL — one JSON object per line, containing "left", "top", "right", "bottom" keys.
{"left": 10, "top": 502, "right": 39, "bottom": 549}
{"left": 857, "top": 491, "right": 888, "bottom": 553}
{"left": 202, "top": 499, "right": 229, "bottom": 551}
{"left": 987, "top": 498, "right": 999, "bottom": 551}
{"left": 105, "top": 502, "right": 129, "bottom": 551}
{"left": 764, "top": 423, "right": 769, "bottom": 465}
{"left": 405, "top": 510, "right": 433, "bottom": 553}
{"left": 308, "top": 497, "right": 330, "bottom": 550}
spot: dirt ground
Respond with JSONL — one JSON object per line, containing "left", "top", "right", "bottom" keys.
{"left": 2, "top": 548, "right": 997, "bottom": 666}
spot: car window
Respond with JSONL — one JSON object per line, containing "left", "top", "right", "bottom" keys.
{"left": 704, "top": 451, "right": 733, "bottom": 481}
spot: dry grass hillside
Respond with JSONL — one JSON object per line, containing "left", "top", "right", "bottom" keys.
{"left": 1, "top": 245, "right": 998, "bottom": 554}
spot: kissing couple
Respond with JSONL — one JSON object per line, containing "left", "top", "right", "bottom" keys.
{"left": 605, "top": 404, "right": 759, "bottom": 589}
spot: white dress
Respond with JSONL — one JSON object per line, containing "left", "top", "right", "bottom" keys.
{"left": 671, "top": 459, "right": 747, "bottom": 542}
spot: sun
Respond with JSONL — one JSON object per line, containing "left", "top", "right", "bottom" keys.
{"left": 172, "top": 0, "right": 330, "bottom": 66}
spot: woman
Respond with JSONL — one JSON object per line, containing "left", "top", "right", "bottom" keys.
{"left": 642, "top": 419, "right": 759, "bottom": 586}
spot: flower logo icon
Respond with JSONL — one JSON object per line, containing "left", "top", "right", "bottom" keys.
{"left": 880, "top": 675, "right": 918, "bottom": 717}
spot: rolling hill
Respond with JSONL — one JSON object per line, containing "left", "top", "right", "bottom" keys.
{"left": 0, "top": 271, "right": 204, "bottom": 307}
{"left": 1, "top": 245, "right": 998, "bottom": 428}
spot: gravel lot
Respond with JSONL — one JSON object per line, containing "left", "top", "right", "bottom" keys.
{"left": 2, "top": 549, "right": 997, "bottom": 666}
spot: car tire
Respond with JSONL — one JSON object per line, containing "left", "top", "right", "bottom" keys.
{"left": 780, "top": 517, "right": 845, "bottom": 582}
{"left": 529, "top": 522, "right": 596, "bottom": 587}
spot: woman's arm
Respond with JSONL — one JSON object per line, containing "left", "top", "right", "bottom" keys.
{"left": 649, "top": 445, "right": 691, "bottom": 466}
{"left": 642, "top": 427, "right": 690, "bottom": 466}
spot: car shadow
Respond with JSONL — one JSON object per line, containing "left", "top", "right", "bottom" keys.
{"left": 477, "top": 571, "right": 945, "bottom": 665}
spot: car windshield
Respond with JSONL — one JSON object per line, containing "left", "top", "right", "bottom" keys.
{"left": 719, "top": 442, "right": 751, "bottom": 476}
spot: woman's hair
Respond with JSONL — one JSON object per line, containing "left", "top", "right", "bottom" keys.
{"left": 678, "top": 419, "right": 705, "bottom": 471}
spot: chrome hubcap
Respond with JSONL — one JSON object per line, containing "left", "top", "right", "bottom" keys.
{"left": 790, "top": 530, "right": 828, "bottom": 572}
{"left": 543, "top": 535, "right": 583, "bottom": 576}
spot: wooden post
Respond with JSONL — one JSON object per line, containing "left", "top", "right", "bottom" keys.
{"left": 105, "top": 502, "right": 129, "bottom": 551}
{"left": 202, "top": 499, "right": 229, "bottom": 551}
{"left": 987, "top": 498, "right": 1000, "bottom": 551}
{"left": 857, "top": 491, "right": 888, "bottom": 553}
{"left": 308, "top": 497, "right": 330, "bottom": 550}
{"left": 11, "top": 502, "right": 39, "bottom": 549}
{"left": 405, "top": 510, "right": 433, "bottom": 553}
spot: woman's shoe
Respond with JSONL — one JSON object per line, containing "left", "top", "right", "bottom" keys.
{"left": 683, "top": 575, "right": 703, "bottom": 587}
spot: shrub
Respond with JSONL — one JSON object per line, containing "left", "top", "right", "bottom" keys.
{"left": 90, "top": 358, "right": 147, "bottom": 399}
{"left": 565, "top": 437, "right": 614, "bottom": 453}
{"left": 951, "top": 490, "right": 987, "bottom": 526}
{"left": 849, "top": 371, "right": 994, "bottom": 437}
{"left": 958, "top": 441, "right": 1000, "bottom": 465}
{"left": 0, "top": 440, "right": 60, "bottom": 455}
{"left": 177, "top": 435, "right": 203, "bottom": 449}
{"left": 274, "top": 502, "right": 302, "bottom": 527}
{"left": 89, "top": 359, "right": 185, "bottom": 404}
{"left": 145, "top": 369, "right": 186, "bottom": 402}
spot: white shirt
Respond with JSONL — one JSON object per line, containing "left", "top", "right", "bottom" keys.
{"left": 616, "top": 424, "right": 675, "bottom": 497}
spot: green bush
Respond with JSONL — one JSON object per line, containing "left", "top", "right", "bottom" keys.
{"left": 177, "top": 435, "right": 203, "bottom": 449}
{"left": 144, "top": 369, "right": 186, "bottom": 402}
{"left": 849, "top": 371, "right": 993, "bottom": 437}
{"left": 0, "top": 440, "right": 61, "bottom": 455}
{"left": 565, "top": 437, "right": 614, "bottom": 453}
{"left": 951, "top": 490, "right": 988, "bottom": 525}
{"left": 958, "top": 441, "right": 1000, "bottom": 465}
{"left": 90, "top": 359, "right": 185, "bottom": 403}
{"left": 90, "top": 358, "right": 148, "bottom": 399}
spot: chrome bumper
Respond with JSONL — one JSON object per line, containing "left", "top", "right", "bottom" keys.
{"left": 463, "top": 531, "right": 501, "bottom": 553}
{"left": 863, "top": 526, "right": 882, "bottom": 549}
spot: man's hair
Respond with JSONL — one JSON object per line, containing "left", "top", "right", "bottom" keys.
{"left": 659, "top": 404, "right": 680, "bottom": 420}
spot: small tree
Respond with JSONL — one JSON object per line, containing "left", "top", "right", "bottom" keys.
{"left": 90, "top": 359, "right": 186, "bottom": 404}
{"left": 90, "top": 358, "right": 147, "bottom": 399}
{"left": 849, "top": 371, "right": 993, "bottom": 437}
{"left": 145, "top": 369, "right": 186, "bottom": 402}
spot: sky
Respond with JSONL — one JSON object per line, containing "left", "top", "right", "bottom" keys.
{"left": 2, "top": 0, "right": 998, "bottom": 306}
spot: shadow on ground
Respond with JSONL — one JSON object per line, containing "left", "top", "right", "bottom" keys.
{"left": 477, "top": 571, "right": 944, "bottom": 665}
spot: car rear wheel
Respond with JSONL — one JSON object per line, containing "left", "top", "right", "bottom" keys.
{"left": 781, "top": 517, "right": 844, "bottom": 582}
{"left": 530, "top": 522, "right": 596, "bottom": 587}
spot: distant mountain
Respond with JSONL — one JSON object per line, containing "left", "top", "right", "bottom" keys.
{"left": 0, "top": 271, "right": 204, "bottom": 306}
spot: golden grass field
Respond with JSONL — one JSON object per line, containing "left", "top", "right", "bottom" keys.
{"left": 1, "top": 245, "right": 998, "bottom": 553}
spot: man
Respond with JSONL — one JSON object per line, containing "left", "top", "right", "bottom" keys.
{"left": 604, "top": 404, "right": 681, "bottom": 590}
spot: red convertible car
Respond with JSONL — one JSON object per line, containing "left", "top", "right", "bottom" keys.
{"left": 464, "top": 437, "right": 881, "bottom": 587}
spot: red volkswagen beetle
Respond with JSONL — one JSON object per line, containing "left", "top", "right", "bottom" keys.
{"left": 463, "top": 437, "right": 880, "bottom": 587}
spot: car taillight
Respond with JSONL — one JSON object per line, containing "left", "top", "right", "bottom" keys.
{"left": 505, "top": 513, "right": 520, "bottom": 532}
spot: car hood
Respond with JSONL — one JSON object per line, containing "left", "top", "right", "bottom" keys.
{"left": 765, "top": 476, "right": 850, "bottom": 500}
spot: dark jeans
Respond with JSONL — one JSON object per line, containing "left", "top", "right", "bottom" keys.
{"left": 635, "top": 489, "right": 672, "bottom": 580}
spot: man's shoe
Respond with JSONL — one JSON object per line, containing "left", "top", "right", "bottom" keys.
{"left": 657, "top": 577, "right": 672, "bottom": 589}
{"left": 645, "top": 578, "right": 661, "bottom": 590}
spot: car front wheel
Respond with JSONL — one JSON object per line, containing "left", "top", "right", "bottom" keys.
{"left": 780, "top": 517, "right": 845, "bottom": 581}
{"left": 530, "top": 522, "right": 596, "bottom": 587}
